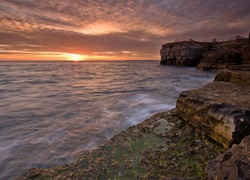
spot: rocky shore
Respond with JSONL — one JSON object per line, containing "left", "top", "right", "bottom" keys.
{"left": 17, "top": 34, "right": 250, "bottom": 179}
{"left": 17, "top": 110, "right": 225, "bottom": 179}
{"left": 178, "top": 70, "right": 250, "bottom": 179}
{"left": 17, "top": 70, "right": 250, "bottom": 180}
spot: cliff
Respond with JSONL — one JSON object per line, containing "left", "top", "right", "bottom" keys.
{"left": 239, "top": 32, "right": 250, "bottom": 69}
{"left": 197, "top": 38, "right": 249, "bottom": 71}
{"left": 160, "top": 35, "right": 249, "bottom": 71}
{"left": 160, "top": 41, "right": 208, "bottom": 66}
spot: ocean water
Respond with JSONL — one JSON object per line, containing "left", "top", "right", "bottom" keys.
{"left": 0, "top": 60, "right": 215, "bottom": 179}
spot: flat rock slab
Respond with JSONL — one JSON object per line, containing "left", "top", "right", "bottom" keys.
{"left": 177, "top": 82, "right": 250, "bottom": 148}
{"left": 17, "top": 110, "right": 224, "bottom": 180}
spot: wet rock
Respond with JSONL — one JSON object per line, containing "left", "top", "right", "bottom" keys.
{"left": 17, "top": 110, "right": 224, "bottom": 179}
{"left": 206, "top": 136, "right": 250, "bottom": 180}
{"left": 176, "top": 82, "right": 250, "bottom": 148}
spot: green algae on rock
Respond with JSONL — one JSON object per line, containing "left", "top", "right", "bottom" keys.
{"left": 17, "top": 110, "right": 224, "bottom": 180}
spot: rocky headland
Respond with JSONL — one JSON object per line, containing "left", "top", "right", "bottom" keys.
{"left": 17, "top": 34, "right": 250, "bottom": 179}
{"left": 160, "top": 33, "right": 250, "bottom": 71}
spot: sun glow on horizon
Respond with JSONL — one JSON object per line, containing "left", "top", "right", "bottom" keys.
{"left": 66, "top": 53, "right": 85, "bottom": 61}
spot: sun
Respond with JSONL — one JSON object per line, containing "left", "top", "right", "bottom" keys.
{"left": 71, "top": 54, "right": 81, "bottom": 61}
{"left": 64, "top": 53, "right": 88, "bottom": 61}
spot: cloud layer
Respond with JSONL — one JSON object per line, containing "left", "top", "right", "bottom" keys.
{"left": 0, "top": 0, "right": 249, "bottom": 60}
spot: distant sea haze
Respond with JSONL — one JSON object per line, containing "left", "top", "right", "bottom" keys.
{"left": 0, "top": 60, "right": 215, "bottom": 179}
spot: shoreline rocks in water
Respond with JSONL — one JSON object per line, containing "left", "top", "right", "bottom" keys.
{"left": 17, "top": 69, "right": 250, "bottom": 179}
{"left": 17, "top": 110, "right": 225, "bottom": 179}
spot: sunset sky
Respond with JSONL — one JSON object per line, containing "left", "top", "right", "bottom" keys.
{"left": 0, "top": 0, "right": 249, "bottom": 61}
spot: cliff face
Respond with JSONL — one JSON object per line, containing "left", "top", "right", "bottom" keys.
{"left": 240, "top": 32, "right": 250, "bottom": 69}
{"left": 160, "top": 36, "right": 249, "bottom": 71}
{"left": 197, "top": 39, "right": 248, "bottom": 70}
{"left": 160, "top": 41, "right": 208, "bottom": 66}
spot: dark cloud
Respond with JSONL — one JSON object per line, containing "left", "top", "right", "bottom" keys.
{"left": 0, "top": 0, "right": 249, "bottom": 60}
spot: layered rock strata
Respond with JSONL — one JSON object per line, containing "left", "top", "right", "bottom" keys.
{"left": 177, "top": 69, "right": 250, "bottom": 179}
{"left": 176, "top": 81, "right": 250, "bottom": 149}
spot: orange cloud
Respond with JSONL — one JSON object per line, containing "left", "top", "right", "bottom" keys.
{"left": 0, "top": 0, "right": 249, "bottom": 61}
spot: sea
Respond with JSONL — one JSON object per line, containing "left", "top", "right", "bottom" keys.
{"left": 0, "top": 60, "right": 216, "bottom": 179}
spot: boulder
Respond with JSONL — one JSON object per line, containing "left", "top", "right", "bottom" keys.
{"left": 176, "top": 82, "right": 250, "bottom": 148}
{"left": 206, "top": 136, "right": 250, "bottom": 180}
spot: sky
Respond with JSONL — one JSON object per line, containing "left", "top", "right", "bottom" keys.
{"left": 0, "top": 0, "right": 249, "bottom": 61}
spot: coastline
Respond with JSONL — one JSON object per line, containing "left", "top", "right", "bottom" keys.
{"left": 17, "top": 70, "right": 250, "bottom": 179}
{"left": 17, "top": 110, "right": 225, "bottom": 179}
{"left": 17, "top": 35, "right": 250, "bottom": 179}
{"left": 17, "top": 69, "right": 250, "bottom": 180}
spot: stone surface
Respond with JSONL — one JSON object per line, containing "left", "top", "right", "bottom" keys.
{"left": 16, "top": 110, "right": 224, "bottom": 180}
{"left": 160, "top": 41, "right": 208, "bottom": 66}
{"left": 214, "top": 70, "right": 250, "bottom": 85}
{"left": 176, "top": 82, "right": 250, "bottom": 148}
{"left": 206, "top": 136, "right": 250, "bottom": 180}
